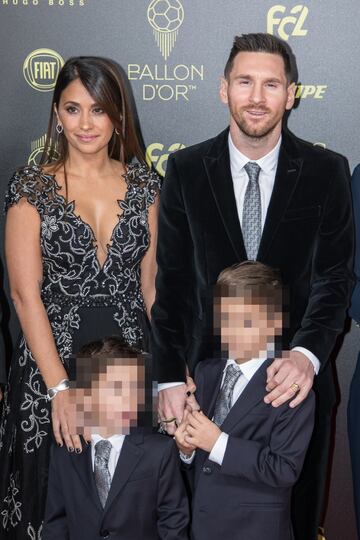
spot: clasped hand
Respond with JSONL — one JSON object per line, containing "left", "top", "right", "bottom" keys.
{"left": 175, "top": 409, "right": 222, "bottom": 455}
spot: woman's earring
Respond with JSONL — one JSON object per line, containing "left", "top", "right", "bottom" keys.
{"left": 56, "top": 123, "right": 63, "bottom": 134}
{"left": 115, "top": 128, "right": 120, "bottom": 135}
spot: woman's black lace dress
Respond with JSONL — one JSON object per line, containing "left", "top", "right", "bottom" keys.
{"left": 0, "top": 163, "right": 160, "bottom": 539}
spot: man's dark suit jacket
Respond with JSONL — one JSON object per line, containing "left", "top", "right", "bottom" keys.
{"left": 43, "top": 433, "right": 189, "bottom": 540}
{"left": 151, "top": 127, "right": 354, "bottom": 411}
{"left": 189, "top": 358, "right": 315, "bottom": 540}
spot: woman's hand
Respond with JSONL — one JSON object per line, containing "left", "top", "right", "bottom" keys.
{"left": 51, "top": 390, "right": 82, "bottom": 453}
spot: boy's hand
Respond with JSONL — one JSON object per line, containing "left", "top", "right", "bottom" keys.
{"left": 185, "top": 410, "right": 222, "bottom": 453}
{"left": 174, "top": 410, "right": 196, "bottom": 456}
{"left": 185, "top": 376, "right": 200, "bottom": 412}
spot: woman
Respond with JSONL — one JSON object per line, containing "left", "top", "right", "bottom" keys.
{"left": 0, "top": 56, "right": 160, "bottom": 539}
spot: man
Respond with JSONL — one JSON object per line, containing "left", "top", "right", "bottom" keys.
{"left": 151, "top": 33, "right": 354, "bottom": 540}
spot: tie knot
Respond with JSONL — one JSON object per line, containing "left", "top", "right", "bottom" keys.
{"left": 95, "top": 439, "right": 112, "bottom": 462}
{"left": 225, "top": 363, "right": 242, "bottom": 379}
{"left": 244, "top": 162, "right": 261, "bottom": 182}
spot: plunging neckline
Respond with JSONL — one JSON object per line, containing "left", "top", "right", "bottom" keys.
{"left": 40, "top": 165, "right": 131, "bottom": 271}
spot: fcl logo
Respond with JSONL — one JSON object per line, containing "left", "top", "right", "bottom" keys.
{"left": 267, "top": 5, "right": 309, "bottom": 41}
{"left": 147, "top": 0, "right": 184, "bottom": 60}
{"left": 23, "top": 48, "right": 64, "bottom": 92}
{"left": 146, "top": 142, "right": 185, "bottom": 176}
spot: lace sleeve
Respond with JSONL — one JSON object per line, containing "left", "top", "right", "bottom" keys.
{"left": 127, "top": 163, "right": 162, "bottom": 208}
{"left": 4, "top": 165, "right": 55, "bottom": 214}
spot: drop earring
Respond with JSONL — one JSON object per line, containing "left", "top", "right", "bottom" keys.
{"left": 56, "top": 123, "right": 63, "bottom": 134}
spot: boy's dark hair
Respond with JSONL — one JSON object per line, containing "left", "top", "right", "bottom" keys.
{"left": 224, "top": 32, "right": 293, "bottom": 83}
{"left": 72, "top": 336, "right": 156, "bottom": 430}
{"left": 215, "top": 261, "right": 283, "bottom": 312}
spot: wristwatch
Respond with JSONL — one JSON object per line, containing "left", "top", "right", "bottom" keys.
{"left": 46, "top": 379, "right": 70, "bottom": 401}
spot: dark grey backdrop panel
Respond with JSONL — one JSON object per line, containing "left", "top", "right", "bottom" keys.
{"left": 0, "top": 2, "right": 359, "bottom": 538}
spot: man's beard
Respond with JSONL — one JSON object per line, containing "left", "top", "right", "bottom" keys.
{"left": 233, "top": 107, "right": 283, "bottom": 141}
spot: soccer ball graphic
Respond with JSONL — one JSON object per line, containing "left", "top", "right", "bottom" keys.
{"left": 147, "top": 0, "right": 184, "bottom": 33}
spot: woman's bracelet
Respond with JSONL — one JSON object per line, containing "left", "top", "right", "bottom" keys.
{"left": 46, "top": 379, "right": 70, "bottom": 401}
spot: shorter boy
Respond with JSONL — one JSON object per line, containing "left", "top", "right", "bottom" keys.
{"left": 43, "top": 337, "right": 189, "bottom": 540}
{"left": 175, "top": 261, "right": 315, "bottom": 540}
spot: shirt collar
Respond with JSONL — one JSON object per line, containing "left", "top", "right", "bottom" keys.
{"left": 91, "top": 433, "right": 126, "bottom": 453}
{"left": 228, "top": 132, "right": 282, "bottom": 175}
{"left": 225, "top": 355, "right": 268, "bottom": 382}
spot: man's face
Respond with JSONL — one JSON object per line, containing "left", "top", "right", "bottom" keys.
{"left": 217, "top": 296, "right": 282, "bottom": 362}
{"left": 70, "top": 359, "right": 146, "bottom": 437}
{"left": 220, "top": 52, "right": 295, "bottom": 140}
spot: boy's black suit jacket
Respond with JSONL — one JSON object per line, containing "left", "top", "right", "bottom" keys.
{"left": 43, "top": 433, "right": 189, "bottom": 540}
{"left": 190, "top": 358, "right": 315, "bottom": 540}
{"left": 151, "top": 127, "right": 354, "bottom": 412}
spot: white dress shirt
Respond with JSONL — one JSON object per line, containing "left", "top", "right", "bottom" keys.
{"left": 91, "top": 434, "right": 126, "bottom": 480}
{"left": 160, "top": 134, "right": 319, "bottom": 394}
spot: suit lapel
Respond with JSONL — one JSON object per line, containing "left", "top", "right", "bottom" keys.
{"left": 220, "top": 359, "right": 272, "bottom": 433}
{"left": 69, "top": 442, "right": 103, "bottom": 512}
{"left": 257, "top": 134, "right": 303, "bottom": 261}
{"left": 200, "top": 359, "right": 226, "bottom": 418}
{"left": 103, "top": 433, "right": 144, "bottom": 514}
{"left": 203, "top": 129, "right": 247, "bottom": 261}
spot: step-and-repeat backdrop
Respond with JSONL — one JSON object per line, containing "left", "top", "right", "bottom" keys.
{"left": 0, "top": 1, "right": 359, "bottom": 538}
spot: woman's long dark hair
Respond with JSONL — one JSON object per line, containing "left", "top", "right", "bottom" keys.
{"left": 40, "top": 56, "right": 146, "bottom": 170}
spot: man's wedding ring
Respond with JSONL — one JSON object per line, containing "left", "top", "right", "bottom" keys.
{"left": 290, "top": 383, "right": 300, "bottom": 394}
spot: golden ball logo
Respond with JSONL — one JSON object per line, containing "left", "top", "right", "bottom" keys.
{"left": 147, "top": 0, "right": 184, "bottom": 60}
{"left": 146, "top": 142, "right": 185, "bottom": 176}
{"left": 28, "top": 134, "right": 59, "bottom": 166}
{"left": 23, "top": 48, "right": 64, "bottom": 92}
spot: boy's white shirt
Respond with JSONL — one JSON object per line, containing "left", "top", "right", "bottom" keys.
{"left": 91, "top": 434, "right": 126, "bottom": 479}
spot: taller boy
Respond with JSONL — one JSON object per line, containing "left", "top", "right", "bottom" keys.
{"left": 151, "top": 33, "right": 354, "bottom": 539}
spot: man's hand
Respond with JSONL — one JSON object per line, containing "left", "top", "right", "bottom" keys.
{"left": 158, "top": 384, "right": 187, "bottom": 435}
{"left": 185, "top": 410, "right": 222, "bottom": 453}
{"left": 264, "top": 350, "right": 315, "bottom": 408}
{"left": 185, "top": 376, "right": 200, "bottom": 412}
{"left": 174, "top": 410, "right": 196, "bottom": 456}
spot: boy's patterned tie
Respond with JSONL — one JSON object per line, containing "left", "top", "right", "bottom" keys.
{"left": 94, "top": 439, "right": 112, "bottom": 508}
{"left": 213, "top": 363, "right": 242, "bottom": 426}
{"left": 242, "top": 162, "right": 262, "bottom": 260}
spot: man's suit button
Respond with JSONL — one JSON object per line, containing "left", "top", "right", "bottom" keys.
{"left": 100, "top": 530, "right": 110, "bottom": 538}
{"left": 202, "top": 466, "right": 212, "bottom": 474}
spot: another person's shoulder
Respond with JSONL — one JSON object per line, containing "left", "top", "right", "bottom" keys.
{"left": 5, "top": 164, "right": 58, "bottom": 213}
{"left": 126, "top": 162, "right": 162, "bottom": 199}
{"left": 168, "top": 128, "right": 229, "bottom": 168}
{"left": 143, "top": 432, "right": 178, "bottom": 456}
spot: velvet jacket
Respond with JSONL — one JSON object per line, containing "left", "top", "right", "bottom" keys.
{"left": 151, "top": 127, "right": 354, "bottom": 410}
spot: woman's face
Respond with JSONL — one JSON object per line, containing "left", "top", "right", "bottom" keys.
{"left": 55, "top": 78, "right": 115, "bottom": 158}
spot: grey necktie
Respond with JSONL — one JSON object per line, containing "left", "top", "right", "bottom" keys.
{"left": 213, "top": 363, "right": 242, "bottom": 426}
{"left": 94, "top": 439, "right": 112, "bottom": 508}
{"left": 242, "top": 162, "right": 262, "bottom": 260}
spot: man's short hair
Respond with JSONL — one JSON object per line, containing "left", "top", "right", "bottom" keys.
{"left": 215, "top": 261, "right": 283, "bottom": 312}
{"left": 224, "top": 32, "right": 293, "bottom": 83}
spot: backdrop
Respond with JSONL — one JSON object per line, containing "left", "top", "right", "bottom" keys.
{"left": 0, "top": 1, "right": 359, "bottom": 538}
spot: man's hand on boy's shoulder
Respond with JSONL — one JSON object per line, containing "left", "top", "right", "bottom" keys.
{"left": 264, "top": 350, "right": 315, "bottom": 409}
{"left": 185, "top": 410, "right": 222, "bottom": 453}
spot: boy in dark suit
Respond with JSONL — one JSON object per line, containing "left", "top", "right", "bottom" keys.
{"left": 175, "top": 261, "right": 315, "bottom": 540}
{"left": 43, "top": 337, "right": 189, "bottom": 540}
